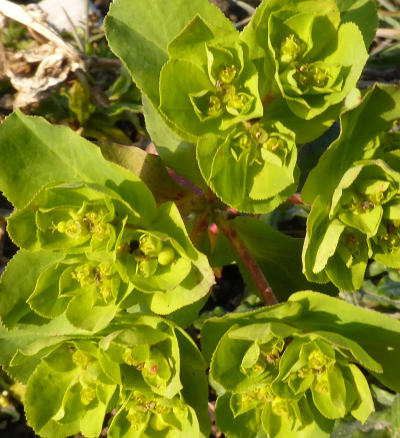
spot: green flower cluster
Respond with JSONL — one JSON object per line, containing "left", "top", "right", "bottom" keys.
{"left": 160, "top": 15, "right": 263, "bottom": 138}
{"left": 109, "top": 391, "right": 199, "bottom": 438}
{"left": 13, "top": 315, "right": 205, "bottom": 438}
{"left": 266, "top": 0, "right": 368, "bottom": 120}
{"left": 159, "top": 14, "right": 298, "bottom": 213}
{"left": 209, "top": 321, "right": 374, "bottom": 438}
{"left": 302, "top": 87, "right": 400, "bottom": 291}
{"left": 155, "top": 0, "right": 372, "bottom": 213}
{"left": 6, "top": 182, "right": 214, "bottom": 329}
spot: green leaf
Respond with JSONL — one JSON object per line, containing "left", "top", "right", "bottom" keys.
{"left": 28, "top": 262, "right": 70, "bottom": 319}
{"left": 105, "top": 0, "right": 234, "bottom": 107}
{"left": 143, "top": 95, "right": 206, "bottom": 189}
{"left": 305, "top": 331, "right": 381, "bottom": 373}
{"left": 99, "top": 141, "right": 192, "bottom": 203}
{"left": 0, "top": 315, "right": 87, "bottom": 383}
{"left": 0, "top": 111, "right": 157, "bottom": 224}
{"left": 346, "top": 364, "right": 374, "bottom": 423}
{"left": 197, "top": 122, "right": 299, "bottom": 213}
{"left": 288, "top": 291, "right": 400, "bottom": 393}
{"left": 392, "top": 395, "right": 400, "bottom": 438}
{"left": 141, "top": 202, "right": 214, "bottom": 314}
{"left": 24, "top": 360, "right": 80, "bottom": 434}
{"left": 262, "top": 97, "right": 341, "bottom": 144}
{"left": 215, "top": 392, "right": 266, "bottom": 438}
{"left": 0, "top": 249, "right": 63, "bottom": 328}
{"left": 201, "top": 301, "right": 303, "bottom": 364}
{"left": 302, "top": 196, "right": 369, "bottom": 291}
{"left": 69, "top": 78, "right": 96, "bottom": 125}
{"left": 231, "top": 216, "right": 336, "bottom": 301}
{"left": 65, "top": 292, "right": 119, "bottom": 332}
{"left": 261, "top": 394, "right": 332, "bottom": 438}
{"left": 175, "top": 327, "right": 210, "bottom": 437}
{"left": 311, "top": 366, "right": 346, "bottom": 419}
{"left": 336, "top": 0, "right": 378, "bottom": 48}
{"left": 312, "top": 218, "right": 345, "bottom": 274}
{"left": 302, "top": 84, "right": 400, "bottom": 204}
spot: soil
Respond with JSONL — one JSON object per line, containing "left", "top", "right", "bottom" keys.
{"left": 2, "top": 418, "right": 39, "bottom": 438}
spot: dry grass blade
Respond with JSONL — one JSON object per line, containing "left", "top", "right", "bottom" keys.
{"left": 0, "top": 0, "right": 82, "bottom": 62}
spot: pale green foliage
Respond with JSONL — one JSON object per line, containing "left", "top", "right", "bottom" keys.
{"left": 1, "top": 0, "right": 399, "bottom": 437}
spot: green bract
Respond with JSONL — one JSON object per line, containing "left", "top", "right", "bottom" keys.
{"left": 99, "top": 320, "right": 182, "bottom": 398}
{"left": 26, "top": 255, "right": 131, "bottom": 331}
{"left": 202, "top": 291, "right": 399, "bottom": 438}
{"left": 7, "top": 182, "right": 135, "bottom": 256}
{"left": 302, "top": 86, "right": 400, "bottom": 290}
{"left": 329, "top": 161, "right": 400, "bottom": 236}
{"left": 268, "top": 0, "right": 368, "bottom": 120}
{"left": 108, "top": 390, "right": 200, "bottom": 438}
{"left": 197, "top": 120, "right": 299, "bottom": 213}
{"left": 4, "top": 179, "right": 214, "bottom": 320}
{"left": 160, "top": 15, "right": 262, "bottom": 139}
{"left": 239, "top": 0, "right": 373, "bottom": 143}
{"left": 25, "top": 340, "right": 118, "bottom": 438}
{"left": 303, "top": 200, "right": 371, "bottom": 291}
{"left": 0, "top": 314, "right": 209, "bottom": 438}
{"left": 303, "top": 159, "right": 400, "bottom": 291}
{"left": 209, "top": 324, "right": 374, "bottom": 437}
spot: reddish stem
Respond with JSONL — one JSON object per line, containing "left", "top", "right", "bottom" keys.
{"left": 190, "top": 212, "right": 211, "bottom": 247}
{"left": 262, "top": 91, "right": 275, "bottom": 107}
{"left": 286, "top": 193, "right": 310, "bottom": 206}
{"left": 216, "top": 218, "right": 278, "bottom": 306}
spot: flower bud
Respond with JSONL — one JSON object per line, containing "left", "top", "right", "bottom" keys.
{"left": 139, "top": 234, "right": 162, "bottom": 257}
{"left": 80, "top": 386, "right": 96, "bottom": 406}
{"left": 208, "top": 95, "right": 222, "bottom": 116}
{"left": 280, "top": 34, "right": 303, "bottom": 64}
{"left": 314, "top": 373, "right": 329, "bottom": 393}
{"left": 271, "top": 397, "right": 291, "bottom": 418}
{"left": 157, "top": 247, "right": 175, "bottom": 266}
{"left": 138, "top": 258, "right": 158, "bottom": 278}
{"left": 219, "top": 65, "right": 237, "bottom": 84}
{"left": 72, "top": 350, "right": 90, "bottom": 369}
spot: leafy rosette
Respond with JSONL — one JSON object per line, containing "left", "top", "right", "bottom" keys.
{"left": 0, "top": 314, "right": 209, "bottom": 438}
{"left": 6, "top": 182, "right": 214, "bottom": 318}
{"left": 272, "top": 336, "right": 374, "bottom": 422}
{"left": 24, "top": 340, "right": 118, "bottom": 438}
{"left": 207, "top": 319, "right": 375, "bottom": 438}
{"left": 303, "top": 159, "right": 400, "bottom": 291}
{"left": 159, "top": 15, "right": 263, "bottom": 140}
{"left": 108, "top": 390, "right": 200, "bottom": 438}
{"left": 265, "top": 0, "right": 367, "bottom": 120}
{"left": 7, "top": 182, "right": 138, "bottom": 258}
{"left": 197, "top": 120, "right": 298, "bottom": 213}
{"left": 98, "top": 315, "right": 209, "bottom": 437}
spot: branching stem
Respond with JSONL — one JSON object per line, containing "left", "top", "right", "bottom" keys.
{"left": 190, "top": 212, "right": 211, "bottom": 247}
{"left": 216, "top": 217, "right": 278, "bottom": 306}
